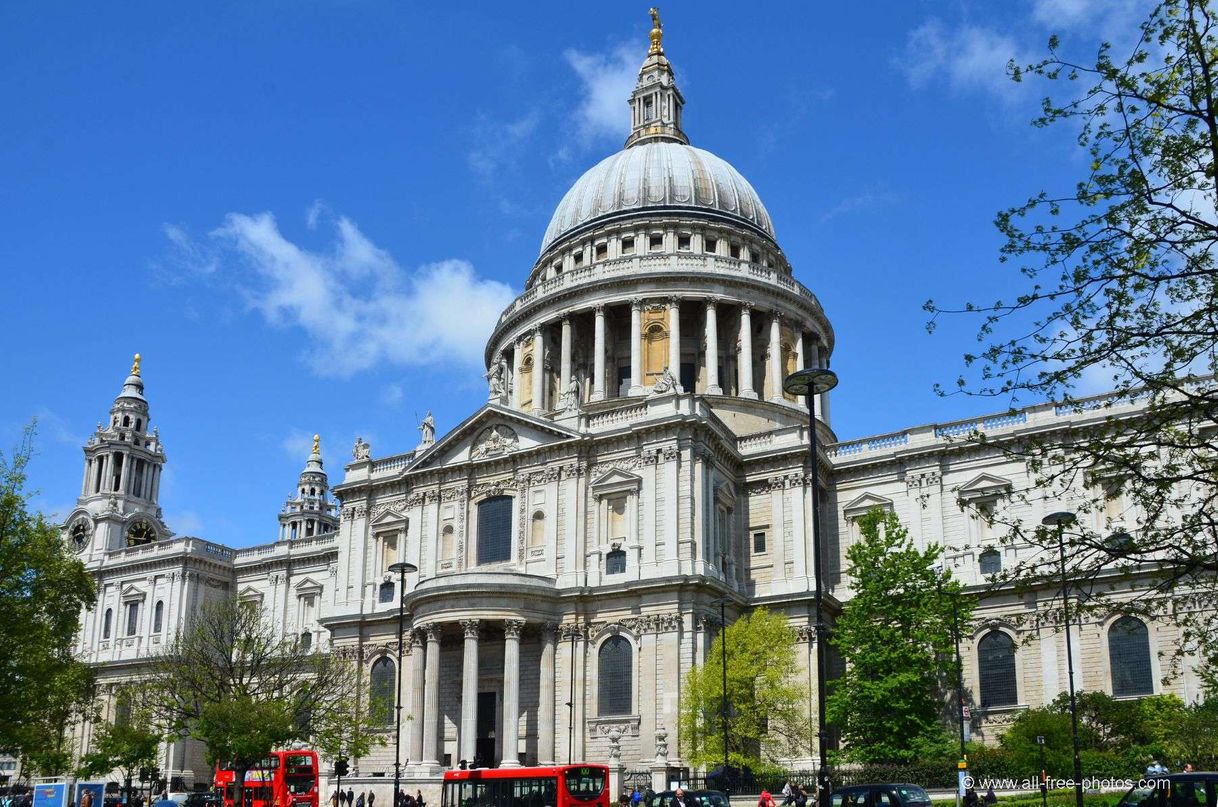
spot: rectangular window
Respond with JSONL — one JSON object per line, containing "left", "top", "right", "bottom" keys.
{"left": 643, "top": 96, "right": 654, "bottom": 121}
{"left": 595, "top": 243, "right": 607, "bottom": 260}
{"left": 477, "top": 496, "right": 513, "bottom": 564}
{"left": 605, "top": 549, "right": 626, "bottom": 575}
{"left": 649, "top": 234, "right": 664, "bottom": 251}
{"left": 125, "top": 602, "right": 139, "bottom": 636}
{"left": 608, "top": 496, "right": 628, "bottom": 541}
{"left": 753, "top": 531, "right": 767, "bottom": 553}
{"left": 705, "top": 237, "right": 718, "bottom": 254}
{"left": 729, "top": 243, "right": 741, "bottom": 259}
{"left": 621, "top": 236, "right": 635, "bottom": 255}
{"left": 677, "top": 234, "right": 691, "bottom": 251}
{"left": 680, "top": 362, "right": 696, "bottom": 392}
{"left": 573, "top": 251, "right": 583, "bottom": 267}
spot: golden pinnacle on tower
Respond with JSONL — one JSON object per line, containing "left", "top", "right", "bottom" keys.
{"left": 648, "top": 7, "right": 663, "bottom": 55}
{"left": 131, "top": 353, "right": 142, "bottom": 376}
{"left": 312, "top": 434, "right": 321, "bottom": 454}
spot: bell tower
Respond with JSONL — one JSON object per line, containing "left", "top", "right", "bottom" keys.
{"left": 277, "top": 434, "right": 339, "bottom": 541}
{"left": 64, "top": 354, "right": 170, "bottom": 557}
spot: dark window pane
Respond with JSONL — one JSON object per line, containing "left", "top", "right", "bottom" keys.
{"left": 978, "top": 631, "right": 1018, "bottom": 707}
{"left": 378, "top": 581, "right": 395, "bottom": 603}
{"left": 369, "top": 657, "right": 395, "bottom": 725}
{"left": 979, "top": 549, "right": 1002, "bottom": 575}
{"left": 1109, "top": 616, "right": 1154, "bottom": 697}
{"left": 753, "top": 531, "right": 766, "bottom": 553}
{"left": 598, "top": 636, "right": 632, "bottom": 715}
{"left": 477, "top": 496, "right": 513, "bottom": 564}
{"left": 605, "top": 549, "right": 626, "bottom": 575}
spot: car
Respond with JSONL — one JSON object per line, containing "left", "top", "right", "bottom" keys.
{"left": 182, "top": 794, "right": 221, "bottom": 807}
{"left": 1116, "top": 772, "right": 1218, "bottom": 807}
{"left": 645, "top": 790, "right": 730, "bottom": 807}
{"left": 830, "top": 784, "right": 933, "bottom": 807}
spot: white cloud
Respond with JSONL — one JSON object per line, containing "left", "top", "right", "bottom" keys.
{"left": 192, "top": 210, "right": 514, "bottom": 378}
{"left": 32, "top": 408, "right": 83, "bottom": 447}
{"left": 467, "top": 112, "right": 540, "bottom": 182}
{"left": 281, "top": 429, "right": 315, "bottom": 462}
{"left": 819, "top": 189, "right": 906, "bottom": 224}
{"left": 380, "top": 383, "right": 404, "bottom": 407}
{"left": 564, "top": 44, "right": 637, "bottom": 146}
{"left": 900, "top": 20, "right": 1024, "bottom": 97}
{"left": 166, "top": 510, "right": 205, "bottom": 536}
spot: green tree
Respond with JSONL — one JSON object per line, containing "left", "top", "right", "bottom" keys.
{"left": 147, "top": 598, "right": 362, "bottom": 807}
{"left": 679, "top": 607, "right": 811, "bottom": 773}
{"left": 310, "top": 683, "right": 388, "bottom": 781}
{"left": 0, "top": 423, "right": 97, "bottom": 770}
{"left": 925, "top": 0, "right": 1218, "bottom": 677}
{"left": 827, "top": 508, "right": 972, "bottom": 763}
{"left": 78, "top": 690, "right": 162, "bottom": 805}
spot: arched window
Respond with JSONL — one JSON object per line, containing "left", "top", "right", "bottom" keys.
{"left": 977, "top": 631, "right": 1018, "bottom": 707}
{"left": 300, "top": 632, "right": 312, "bottom": 651}
{"left": 598, "top": 636, "right": 632, "bottom": 715}
{"left": 103, "top": 608, "right": 113, "bottom": 639}
{"left": 1109, "top": 616, "right": 1154, "bottom": 697}
{"left": 114, "top": 691, "right": 132, "bottom": 726}
{"left": 153, "top": 601, "right": 164, "bottom": 633}
{"left": 369, "top": 657, "right": 395, "bottom": 725}
{"left": 378, "top": 580, "right": 396, "bottom": 604}
{"left": 530, "top": 511, "right": 546, "bottom": 547}
{"left": 441, "top": 525, "right": 455, "bottom": 560}
{"left": 134, "top": 419, "right": 142, "bottom": 432}
{"left": 979, "top": 549, "right": 1002, "bottom": 576}
{"left": 477, "top": 496, "right": 513, "bottom": 564}
{"left": 122, "top": 415, "right": 130, "bottom": 427}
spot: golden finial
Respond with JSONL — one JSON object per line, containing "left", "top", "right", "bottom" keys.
{"left": 131, "top": 353, "right": 142, "bottom": 376}
{"left": 312, "top": 434, "right": 320, "bottom": 454}
{"left": 648, "top": 7, "right": 664, "bottom": 55}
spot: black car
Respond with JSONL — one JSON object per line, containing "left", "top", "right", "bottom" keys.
{"left": 1117, "top": 773, "right": 1218, "bottom": 807}
{"left": 646, "top": 791, "right": 730, "bottom": 807}
{"left": 830, "top": 784, "right": 932, "bottom": 807}
{"left": 183, "top": 794, "right": 222, "bottom": 807}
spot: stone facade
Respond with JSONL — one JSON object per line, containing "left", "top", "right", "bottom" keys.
{"left": 63, "top": 15, "right": 1206, "bottom": 803}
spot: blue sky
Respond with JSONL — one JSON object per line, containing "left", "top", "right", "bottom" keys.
{"left": 0, "top": 1, "right": 1149, "bottom": 546}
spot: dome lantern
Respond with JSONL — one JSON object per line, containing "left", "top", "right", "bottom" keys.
{"left": 625, "top": 8, "right": 688, "bottom": 149}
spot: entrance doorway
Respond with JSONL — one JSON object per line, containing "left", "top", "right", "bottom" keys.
{"left": 475, "top": 691, "right": 497, "bottom": 767}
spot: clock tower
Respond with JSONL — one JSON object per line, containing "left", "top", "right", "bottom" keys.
{"left": 63, "top": 353, "right": 170, "bottom": 557}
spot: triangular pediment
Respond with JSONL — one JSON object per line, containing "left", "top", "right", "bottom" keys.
{"left": 842, "top": 491, "right": 894, "bottom": 517}
{"left": 293, "top": 576, "right": 323, "bottom": 594}
{"left": 410, "top": 405, "right": 582, "bottom": 471}
{"left": 957, "top": 473, "right": 1012, "bottom": 499}
{"left": 370, "top": 508, "right": 408, "bottom": 527}
{"left": 238, "top": 585, "right": 263, "bottom": 601}
{"left": 591, "top": 468, "right": 643, "bottom": 495}
{"left": 120, "top": 583, "right": 146, "bottom": 601}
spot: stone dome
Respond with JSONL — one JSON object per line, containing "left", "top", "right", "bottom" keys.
{"left": 540, "top": 141, "right": 775, "bottom": 255}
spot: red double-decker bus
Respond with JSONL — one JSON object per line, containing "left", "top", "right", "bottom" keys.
{"left": 441, "top": 765, "right": 609, "bottom": 807}
{"left": 215, "top": 750, "right": 319, "bottom": 807}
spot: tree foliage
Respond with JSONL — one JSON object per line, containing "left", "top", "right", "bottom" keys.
{"left": 78, "top": 690, "right": 162, "bottom": 801}
{"left": 828, "top": 508, "right": 972, "bottom": 763}
{"left": 924, "top": 0, "right": 1218, "bottom": 681}
{"left": 147, "top": 598, "right": 367, "bottom": 807}
{"left": 0, "top": 423, "right": 97, "bottom": 772}
{"left": 679, "top": 607, "right": 811, "bottom": 773}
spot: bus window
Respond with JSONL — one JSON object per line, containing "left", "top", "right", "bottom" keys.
{"left": 563, "top": 769, "right": 606, "bottom": 801}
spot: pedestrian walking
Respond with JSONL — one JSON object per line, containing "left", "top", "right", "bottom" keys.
{"left": 356, "top": 793, "right": 365, "bottom": 807}
{"left": 346, "top": 790, "right": 354, "bottom": 807}
{"left": 368, "top": 794, "right": 375, "bottom": 807}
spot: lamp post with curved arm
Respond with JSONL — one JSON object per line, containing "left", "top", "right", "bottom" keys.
{"left": 783, "top": 367, "right": 838, "bottom": 807}
{"left": 1041, "top": 512, "right": 1082, "bottom": 807}
{"left": 387, "top": 561, "right": 418, "bottom": 807}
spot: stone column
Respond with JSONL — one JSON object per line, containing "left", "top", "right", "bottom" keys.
{"left": 704, "top": 300, "right": 721, "bottom": 394}
{"left": 667, "top": 297, "right": 681, "bottom": 382}
{"left": 560, "top": 318, "right": 572, "bottom": 398}
{"left": 592, "top": 304, "right": 606, "bottom": 401}
{"left": 409, "top": 631, "right": 426, "bottom": 764}
{"left": 629, "top": 299, "right": 643, "bottom": 395}
{"left": 769, "top": 312, "right": 784, "bottom": 402}
{"left": 738, "top": 305, "right": 756, "bottom": 399}
{"left": 538, "top": 623, "right": 557, "bottom": 765}
{"left": 512, "top": 339, "right": 524, "bottom": 411}
{"left": 500, "top": 620, "right": 524, "bottom": 767}
{"left": 531, "top": 328, "right": 546, "bottom": 416}
{"left": 421, "top": 624, "right": 441, "bottom": 766}
{"left": 118, "top": 451, "right": 131, "bottom": 494}
{"left": 459, "top": 620, "right": 480, "bottom": 764}
{"left": 793, "top": 329, "right": 806, "bottom": 408}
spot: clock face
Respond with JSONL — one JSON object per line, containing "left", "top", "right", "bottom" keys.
{"left": 126, "top": 520, "right": 156, "bottom": 547}
{"left": 70, "top": 522, "right": 89, "bottom": 553}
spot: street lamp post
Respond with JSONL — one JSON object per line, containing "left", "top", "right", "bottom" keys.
{"left": 715, "top": 596, "right": 730, "bottom": 796}
{"left": 1041, "top": 512, "right": 1082, "bottom": 807}
{"left": 935, "top": 562, "right": 968, "bottom": 791}
{"left": 783, "top": 367, "right": 839, "bottom": 807}
{"left": 388, "top": 561, "right": 418, "bottom": 807}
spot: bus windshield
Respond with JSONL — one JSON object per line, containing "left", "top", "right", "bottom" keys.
{"left": 563, "top": 769, "right": 606, "bottom": 801}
